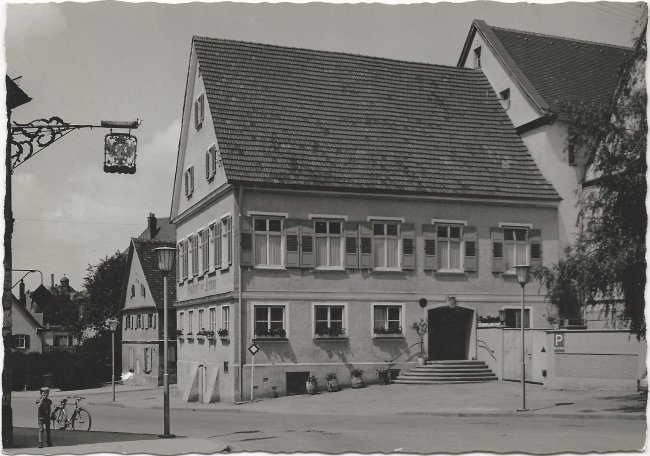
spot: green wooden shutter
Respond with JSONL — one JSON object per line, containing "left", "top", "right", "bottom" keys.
{"left": 491, "top": 228, "right": 505, "bottom": 273}
{"left": 401, "top": 223, "right": 415, "bottom": 270}
{"left": 464, "top": 226, "right": 478, "bottom": 272}
{"left": 216, "top": 222, "right": 222, "bottom": 269}
{"left": 205, "top": 149, "right": 211, "bottom": 180}
{"left": 300, "top": 220, "right": 315, "bottom": 268}
{"left": 285, "top": 219, "right": 300, "bottom": 268}
{"left": 227, "top": 216, "right": 232, "bottom": 266}
{"left": 529, "top": 229, "right": 542, "bottom": 268}
{"left": 422, "top": 224, "right": 437, "bottom": 271}
{"left": 359, "top": 222, "right": 373, "bottom": 269}
{"left": 344, "top": 222, "right": 359, "bottom": 269}
{"left": 240, "top": 217, "right": 253, "bottom": 267}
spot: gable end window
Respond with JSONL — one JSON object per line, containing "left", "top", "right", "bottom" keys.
{"left": 194, "top": 93, "right": 205, "bottom": 130}
{"left": 500, "top": 88, "right": 510, "bottom": 110}
{"left": 474, "top": 46, "right": 482, "bottom": 69}
{"left": 130, "top": 285, "right": 135, "bottom": 298}
{"left": 184, "top": 166, "right": 194, "bottom": 198}
{"left": 205, "top": 146, "right": 217, "bottom": 181}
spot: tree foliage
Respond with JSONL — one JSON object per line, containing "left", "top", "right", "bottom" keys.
{"left": 79, "top": 251, "right": 127, "bottom": 337}
{"left": 539, "top": 24, "right": 647, "bottom": 337}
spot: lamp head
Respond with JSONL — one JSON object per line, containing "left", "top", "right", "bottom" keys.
{"left": 155, "top": 246, "right": 175, "bottom": 272}
{"left": 107, "top": 318, "right": 119, "bottom": 332}
{"left": 514, "top": 264, "right": 531, "bottom": 285}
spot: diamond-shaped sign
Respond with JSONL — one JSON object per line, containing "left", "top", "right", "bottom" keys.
{"left": 248, "top": 343, "right": 260, "bottom": 355}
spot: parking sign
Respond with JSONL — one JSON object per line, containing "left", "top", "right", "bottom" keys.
{"left": 553, "top": 333, "right": 565, "bottom": 352}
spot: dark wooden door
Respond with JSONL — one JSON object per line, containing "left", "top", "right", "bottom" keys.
{"left": 286, "top": 371, "right": 309, "bottom": 395}
{"left": 428, "top": 307, "right": 471, "bottom": 360}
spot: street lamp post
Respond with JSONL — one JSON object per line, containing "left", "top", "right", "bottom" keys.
{"left": 514, "top": 264, "right": 531, "bottom": 412}
{"left": 155, "top": 247, "right": 175, "bottom": 439}
{"left": 107, "top": 318, "right": 119, "bottom": 402}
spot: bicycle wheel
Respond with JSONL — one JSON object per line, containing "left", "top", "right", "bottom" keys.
{"left": 51, "top": 407, "right": 67, "bottom": 429}
{"left": 71, "top": 408, "right": 92, "bottom": 431}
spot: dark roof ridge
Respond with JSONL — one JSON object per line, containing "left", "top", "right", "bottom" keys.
{"left": 193, "top": 35, "right": 480, "bottom": 73}
{"left": 490, "top": 25, "right": 633, "bottom": 51}
{"left": 132, "top": 237, "right": 175, "bottom": 246}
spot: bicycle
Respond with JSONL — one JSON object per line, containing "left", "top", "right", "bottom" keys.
{"left": 51, "top": 395, "right": 92, "bottom": 431}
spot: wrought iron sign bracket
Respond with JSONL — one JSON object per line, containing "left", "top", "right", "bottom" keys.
{"left": 9, "top": 117, "right": 141, "bottom": 173}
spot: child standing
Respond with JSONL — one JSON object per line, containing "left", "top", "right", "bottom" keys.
{"left": 36, "top": 387, "right": 52, "bottom": 448}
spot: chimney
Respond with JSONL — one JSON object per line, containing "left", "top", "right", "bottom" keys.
{"left": 51, "top": 274, "right": 55, "bottom": 290}
{"left": 148, "top": 213, "right": 157, "bottom": 239}
{"left": 19, "top": 280, "right": 26, "bottom": 307}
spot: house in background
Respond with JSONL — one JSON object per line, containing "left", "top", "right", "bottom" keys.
{"left": 11, "top": 293, "right": 43, "bottom": 353}
{"left": 170, "top": 37, "right": 561, "bottom": 403}
{"left": 121, "top": 214, "right": 177, "bottom": 386}
{"left": 457, "top": 20, "right": 632, "bottom": 251}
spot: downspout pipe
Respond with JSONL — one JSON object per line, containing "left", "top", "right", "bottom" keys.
{"left": 238, "top": 185, "right": 244, "bottom": 403}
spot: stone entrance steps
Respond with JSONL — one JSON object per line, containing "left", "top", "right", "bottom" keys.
{"left": 394, "top": 360, "right": 498, "bottom": 384}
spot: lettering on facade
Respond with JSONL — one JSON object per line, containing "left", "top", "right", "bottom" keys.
{"left": 187, "top": 277, "right": 217, "bottom": 296}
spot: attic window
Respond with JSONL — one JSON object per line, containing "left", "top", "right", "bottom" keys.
{"left": 141, "top": 284, "right": 146, "bottom": 297}
{"left": 568, "top": 143, "right": 577, "bottom": 166}
{"left": 194, "top": 93, "right": 205, "bottom": 130}
{"left": 131, "top": 285, "right": 135, "bottom": 298}
{"left": 474, "top": 47, "right": 482, "bottom": 69}
{"left": 205, "top": 145, "right": 217, "bottom": 181}
{"left": 185, "top": 165, "right": 195, "bottom": 198}
{"left": 500, "top": 88, "right": 511, "bottom": 110}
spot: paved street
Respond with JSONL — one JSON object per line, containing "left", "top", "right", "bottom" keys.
{"left": 8, "top": 382, "right": 647, "bottom": 454}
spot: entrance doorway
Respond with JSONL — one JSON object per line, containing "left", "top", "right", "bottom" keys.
{"left": 428, "top": 306, "right": 474, "bottom": 360}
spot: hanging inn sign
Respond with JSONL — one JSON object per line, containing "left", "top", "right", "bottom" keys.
{"left": 10, "top": 117, "right": 141, "bottom": 173}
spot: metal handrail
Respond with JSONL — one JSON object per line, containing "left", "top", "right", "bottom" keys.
{"left": 476, "top": 339, "right": 497, "bottom": 361}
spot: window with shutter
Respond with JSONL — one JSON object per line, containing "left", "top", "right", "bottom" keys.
{"left": 422, "top": 224, "right": 437, "bottom": 271}
{"left": 436, "top": 224, "right": 463, "bottom": 271}
{"left": 401, "top": 223, "right": 415, "bottom": 270}
{"left": 372, "top": 222, "right": 400, "bottom": 269}
{"left": 223, "top": 216, "right": 232, "bottom": 266}
{"left": 463, "top": 226, "right": 478, "bottom": 272}
{"left": 184, "top": 166, "right": 194, "bottom": 198}
{"left": 343, "top": 222, "right": 359, "bottom": 269}
{"left": 240, "top": 217, "right": 253, "bottom": 267}
{"left": 285, "top": 219, "right": 300, "bottom": 268}
{"left": 300, "top": 220, "right": 314, "bottom": 268}
{"left": 195, "top": 93, "right": 204, "bottom": 130}
{"left": 359, "top": 222, "right": 373, "bottom": 269}
{"left": 491, "top": 228, "right": 505, "bottom": 273}
{"left": 192, "top": 234, "right": 199, "bottom": 275}
{"left": 208, "top": 223, "right": 216, "bottom": 271}
{"left": 314, "top": 220, "right": 343, "bottom": 268}
{"left": 503, "top": 227, "right": 528, "bottom": 272}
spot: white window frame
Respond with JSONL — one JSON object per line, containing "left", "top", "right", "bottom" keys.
{"left": 209, "top": 307, "right": 217, "bottom": 334}
{"left": 184, "top": 165, "right": 194, "bottom": 198}
{"left": 208, "top": 222, "right": 217, "bottom": 272}
{"left": 252, "top": 216, "right": 285, "bottom": 268}
{"left": 198, "top": 309, "right": 205, "bottom": 333}
{"left": 370, "top": 220, "right": 401, "bottom": 270}
{"left": 15, "top": 334, "right": 26, "bottom": 349}
{"left": 178, "top": 311, "right": 185, "bottom": 332}
{"left": 136, "top": 314, "right": 142, "bottom": 329}
{"left": 313, "top": 219, "right": 345, "bottom": 269}
{"left": 205, "top": 145, "right": 216, "bottom": 181}
{"left": 195, "top": 93, "right": 204, "bottom": 130}
{"left": 198, "top": 228, "right": 209, "bottom": 274}
{"left": 252, "top": 302, "right": 288, "bottom": 338}
{"left": 474, "top": 46, "right": 482, "bottom": 69}
{"left": 499, "top": 224, "right": 531, "bottom": 273}
{"left": 436, "top": 224, "right": 464, "bottom": 272}
{"left": 221, "top": 214, "right": 232, "bottom": 268}
{"left": 312, "top": 302, "right": 348, "bottom": 338}
{"left": 222, "top": 306, "right": 230, "bottom": 333}
{"left": 371, "top": 303, "right": 405, "bottom": 337}
{"left": 501, "top": 306, "right": 533, "bottom": 329}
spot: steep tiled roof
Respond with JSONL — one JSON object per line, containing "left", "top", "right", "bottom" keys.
{"left": 194, "top": 37, "right": 559, "bottom": 201}
{"left": 132, "top": 239, "right": 177, "bottom": 309}
{"left": 491, "top": 26, "right": 633, "bottom": 112}
{"left": 137, "top": 217, "right": 175, "bottom": 242}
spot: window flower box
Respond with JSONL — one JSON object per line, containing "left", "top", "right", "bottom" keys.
{"left": 314, "top": 327, "right": 347, "bottom": 340}
{"left": 373, "top": 327, "right": 403, "bottom": 339}
{"left": 218, "top": 329, "right": 229, "bottom": 340}
{"left": 253, "top": 328, "right": 287, "bottom": 341}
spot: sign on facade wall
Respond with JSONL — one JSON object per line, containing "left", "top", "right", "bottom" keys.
{"left": 553, "top": 333, "right": 565, "bottom": 352}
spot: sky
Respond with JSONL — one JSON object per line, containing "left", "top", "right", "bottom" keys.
{"left": 4, "top": 0, "right": 644, "bottom": 292}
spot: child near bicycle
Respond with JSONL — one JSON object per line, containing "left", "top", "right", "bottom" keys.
{"left": 36, "top": 386, "right": 52, "bottom": 448}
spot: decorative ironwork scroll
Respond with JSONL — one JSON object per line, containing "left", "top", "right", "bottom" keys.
{"left": 104, "top": 133, "right": 137, "bottom": 174}
{"left": 9, "top": 117, "right": 76, "bottom": 170}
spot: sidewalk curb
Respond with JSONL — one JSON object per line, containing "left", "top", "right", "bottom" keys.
{"left": 397, "top": 411, "right": 646, "bottom": 420}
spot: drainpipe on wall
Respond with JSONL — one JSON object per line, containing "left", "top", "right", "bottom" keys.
{"left": 237, "top": 185, "right": 244, "bottom": 403}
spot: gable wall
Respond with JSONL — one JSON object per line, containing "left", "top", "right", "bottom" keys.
{"left": 461, "top": 32, "right": 541, "bottom": 128}
{"left": 12, "top": 304, "right": 43, "bottom": 353}
{"left": 123, "top": 249, "right": 162, "bottom": 342}
{"left": 176, "top": 59, "right": 228, "bottom": 219}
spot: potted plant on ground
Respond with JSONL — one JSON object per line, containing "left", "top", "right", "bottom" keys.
{"left": 325, "top": 372, "right": 340, "bottom": 392}
{"left": 350, "top": 368, "right": 364, "bottom": 389}
{"left": 306, "top": 375, "right": 318, "bottom": 395}
{"left": 410, "top": 319, "right": 429, "bottom": 366}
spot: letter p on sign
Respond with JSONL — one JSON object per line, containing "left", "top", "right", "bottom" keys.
{"left": 553, "top": 333, "right": 565, "bottom": 352}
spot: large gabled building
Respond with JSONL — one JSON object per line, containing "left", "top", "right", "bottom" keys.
{"left": 457, "top": 20, "right": 633, "bottom": 249}
{"left": 121, "top": 214, "right": 177, "bottom": 386}
{"left": 170, "top": 37, "right": 561, "bottom": 403}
